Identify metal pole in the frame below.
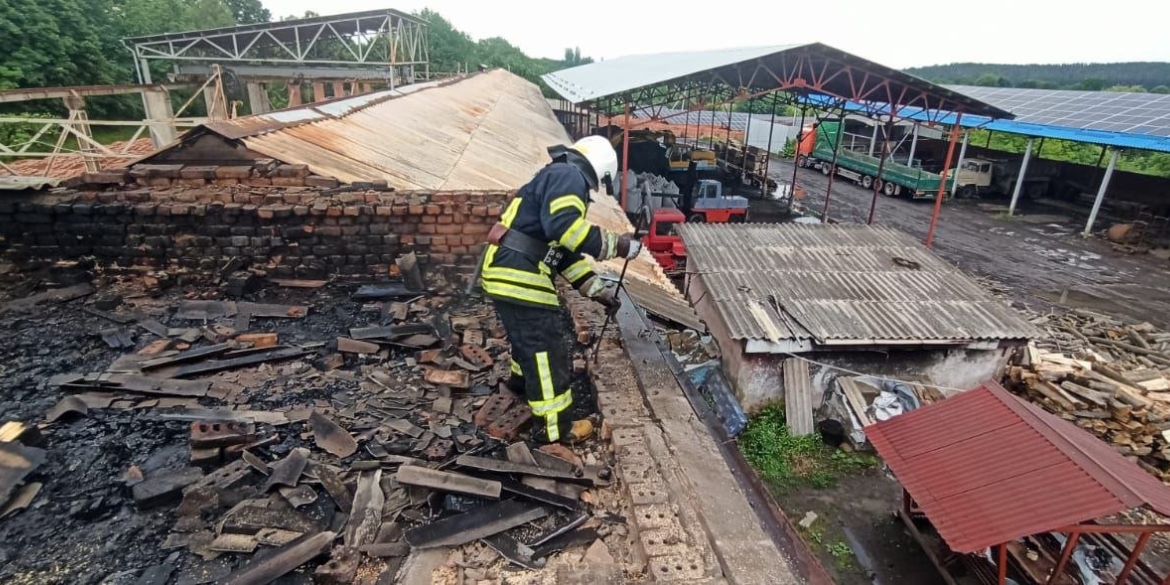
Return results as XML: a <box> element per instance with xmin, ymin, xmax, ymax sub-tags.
<box><xmin>621</xmin><ymin>103</ymin><xmax>632</xmax><ymax>212</ymax></box>
<box><xmin>742</xmin><ymin>98</ymin><xmax>754</xmax><ymax>182</ymax></box>
<box><xmin>1047</xmin><ymin>533</ymin><xmax>1080</xmax><ymax>585</ymax></box>
<box><xmin>997</xmin><ymin>543</ymin><xmax>1008</xmax><ymax>585</ymax></box>
<box><xmin>907</xmin><ymin>123</ymin><xmax>919</xmax><ymax>166</ymax></box>
<box><xmin>1084</xmin><ymin>149</ymin><xmax>1119</xmax><ymax>237</ymax></box>
<box><xmin>684</xmin><ymin>88</ymin><xmax>691</xmax><ymax>144</ymax></box>
<box><xmin>762</xmin><ymin>93</ymin><xmax>778</xmax><ymax>196</ymax></box>
<box><xmin>951</xmin><ymin>132</ymin><xmax>969</xmax><ymax>197</ymax></box>
<box><xmin>790</xmin><ymin>97</ymin><xmax>806</xmax><ymax>204</ymax></box>
<box><xmin>821</xmin><ymin>115</ymin><xmax>843</xmax><ymax>221</ymax></box>
<box><xmin>867</xmin><ymin>121</ymin><xmax>890</xmax><ymax>224</ymax></box>
<box><xmin>868</xmin><ymin>122</ymin><xmax>878</xmax><ymax>157</ymax></box>
<box><xmin>1116</xmin><ymin>531</ymin><xmax>1152</xmax><ymax>585</ymax></box>
<box><xmin>1008</xmin><ymin>138</ymin><xmax>1034</xmax><ymax>216</ymax></box>
<box><xmin>985</xmin><ymin>130</ymin><xmax>993</xmax><ymax>148</ymax></box>
<box><xmin>925</xmin><ymin>114</ymin><xmax>963</xmax><ymax>248</ymax></box>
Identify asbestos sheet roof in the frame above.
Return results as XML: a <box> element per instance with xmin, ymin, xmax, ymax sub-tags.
<box><xmin>194</xmin><ymin>70</ymin><xmax>570</xmax><ymax>191</ymax></box>
<box><xmin>543</xmin><ymin>43</ymin><xmax>1011</xmax><ymax>119</ymax></box>
<box><xmin>679</xmin><ymin>223</ymin><xmax>1036</xmax><ymax>345</ymax></box>
<box><xmin>867</xmin><ymin>381</ymin><xmax>1170</xmax><ymax>553</ymax></box>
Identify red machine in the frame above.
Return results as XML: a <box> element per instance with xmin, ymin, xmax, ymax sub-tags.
<box><xmin>644</xmin><ymin>208</ymin><xmax>688</xmax><ymax>277</ymax></box>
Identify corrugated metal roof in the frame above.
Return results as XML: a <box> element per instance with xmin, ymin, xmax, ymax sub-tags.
<box><xmin>679</xmin><ymin>223</ymin><xmax>1036</xmax><ymax>344</ymax></box>
<box><xmin>0</xmin><ymin>176</ymin><xmax>65</xmax><ymax>191</ymax></box>
<box><xmin>867</xmin><ymin>381</ymin><xmax>1170</xmax><ymax>553</ymax></box>
<box><xmin>543</xmin><ymin>43</ymin><xmax>1012</xmax><ymax>119</ymax></box>
<box><xmin>186</xmin><ymin>71</ymin><xmax>570</xmax><ymax>191</ymax></box>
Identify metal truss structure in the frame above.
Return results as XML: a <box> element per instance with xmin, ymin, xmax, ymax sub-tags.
<box><xmin>123</xmin><ymin>9</ymin><xmax>430</xmax><ymax>84</ymax></box>
<box><xmin>0</xmin><ymin>69</ymin><xmax>227</xmax><ymax>177</ymax></box>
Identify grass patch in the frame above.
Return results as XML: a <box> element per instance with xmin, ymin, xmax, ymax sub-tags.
<box><xmin>739</xmin><ymin>404</ymin><xmax>874</xmax><ymax>491</ymax></box>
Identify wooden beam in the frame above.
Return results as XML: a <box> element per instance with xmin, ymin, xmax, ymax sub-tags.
<box><xmin>1116</xmin><ymin>532</ymin><xmax>1151</xmax><ymax>585</ymax></box>
<box><xmin>394</xmin><ymin>466</ymin><xmax>501</xmax><ymax>499</ymax></box>
<box><xmin>1047</xmin><ymin>532</ymin><xmax>1079</xmax><ymax>585</ymax></box>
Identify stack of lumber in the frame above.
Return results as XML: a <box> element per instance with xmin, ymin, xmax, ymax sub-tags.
<box><xmin>1008</xmin><ymin>309</ymin><xmax>1170</xmax><ymax>481</ymax></box>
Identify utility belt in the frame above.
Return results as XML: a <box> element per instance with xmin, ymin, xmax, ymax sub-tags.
<box><xmin>487</xmin><ymin>223</ymin><xmax>564</xmax><ymax>269</ymax></box>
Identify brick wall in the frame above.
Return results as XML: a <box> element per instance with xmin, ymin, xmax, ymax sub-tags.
<box><xmin>0</xmin><ymin>185</ymin><xmax>510</xmax><ymax>277</ymax></box>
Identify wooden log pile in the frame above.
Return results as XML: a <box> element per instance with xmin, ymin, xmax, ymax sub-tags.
<box><xmin>1008</xmin><ymin>309</ymin><xmax>1170</xmax><ymax>482</ymax></box>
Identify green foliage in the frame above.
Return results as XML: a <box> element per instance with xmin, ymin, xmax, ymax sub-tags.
<box><xmin>222</xmin><ymin>0</ymin><xmax>268</xmax><ymax>24</ymax></box>
<box><xmin>739</xmin><ymin>404</ymin><xmax>873</xmax><ymax>491</ymax></box>
<box><xmin>907</xmin><ymin>62</ymin><xmax>1170</xmax><ymax>91</ymax></box>
<box><xmin>780</xmin><ymin>138</ymin><xmax>796</xmax><ymax>159</ymax></box>
<box><xmin>0</xmin><ymin>112</ymin><xmax>52</xmax><ymax>149</ymax></box>
<box><xmin>1153</xmin><ymin>85</ymin><xmax>1170</xmax><ymax>94</ymax></box>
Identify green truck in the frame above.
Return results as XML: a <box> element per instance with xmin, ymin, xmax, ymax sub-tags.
<box><xmin>796</xmin><ymin>119</ymin><xmax>967</xmax><ymax>200</ymax></box>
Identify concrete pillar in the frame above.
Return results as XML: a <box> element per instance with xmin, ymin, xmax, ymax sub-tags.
<box><xmin>1008</xmin><ymin>138</ymin><xmax>1034</xmax><ymax>216</ymax></box>
<box><xmin>142</xmin><ymin>89</ymin><xmax>176</xmax><ymax>147</ymax></box>
<box><xmin>1084</xmin><ymin>149</ymin><xmax>1119</xmax><ymax>237</ymax></box>
<box><xmin>951</xmin><ymin>132</ymin><xmax>969</xmax><ymax>197</ymax></box>
<box><xmin>907</xmin><ymin>123</ymin><xmax>919</xmax><ymax>167</ymax></box>
<box><xmin>332</xmin><ymin>81</ymin><xmax>345</xmax><ymax>98</ymax></box>
<box><xmin>287</xmin><ymin>82</ymin><xmax>303</xmax><ymax>107</ymax></box>
<box><xmin>312</xmin><ymin>82</ymin><xmax>326</xmax><ymax>102</ymax></box>
<box><xmin>246</xmin><ymin>82</ymin><xmax>270</xmax><ymax>115</ymax></box>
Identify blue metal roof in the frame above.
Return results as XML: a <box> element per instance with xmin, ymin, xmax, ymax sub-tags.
<box><xmin>802</xmin><ymin>94</ymin><xmax>1170</xmax><ymax>154</ymax></box>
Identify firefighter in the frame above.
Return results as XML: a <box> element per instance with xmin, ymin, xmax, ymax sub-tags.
<box><xmin>481</xmin><ymin>135</ymin><xmax>641</xmax><ymax>444</ymax></box>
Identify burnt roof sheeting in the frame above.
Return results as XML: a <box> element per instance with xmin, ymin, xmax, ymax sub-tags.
<box><xmin>679</xmin><ymin>223</ymin><xmax>1036</xmax><ymax>344</ymax></box>
<box><xmin>867</xmin><ymin>381</ymin><xmax>1170</xmax><ymax>553</ymax></box>
<box><xmin>543</xmin><ymin>43</ymin><xmax>1012</xmax><ymax>119</ymax></box>
<box><xmin>187</xmin><ymin>71</ymin><xmax>570</xmax><ymax>190</ymax></box>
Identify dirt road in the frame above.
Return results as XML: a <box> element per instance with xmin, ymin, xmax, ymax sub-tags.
<box><xmin>767</xmin><ymin>159</ymin><xmax>1170</xmax><ymax>327</ymax></box>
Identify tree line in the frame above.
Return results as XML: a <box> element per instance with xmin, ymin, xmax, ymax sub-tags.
<box><xmin>906</xmin><ymin>62</ymin><xmax>1170</xmax><ymax>93</ymax></box>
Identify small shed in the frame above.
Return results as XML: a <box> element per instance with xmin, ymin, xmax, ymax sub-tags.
<box><xmin>868</xmin><ymin>380</ymin><xmax>1170</xmax><ymax>584</ymax></box>
<box><xmin>679</xmin><ymin>222</ymin><xmax>1037</xmax><ymax>414</ymax></box>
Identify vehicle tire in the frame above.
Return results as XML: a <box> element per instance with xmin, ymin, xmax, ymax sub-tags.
<box><xmin>956</xmin><ymin>185</ymin><xmax>977</xmax><ymax>199</ymax></box>
<box><xmin>883</xmin><ymin>181</ymin><xmax>898</xmax><ymax>197</ymax></box>
<box><xmin>874</xmin><ymin>178</ymin><xmax>884</xmax><ymax>193</ymax></box>
<box><xmin>820</xmin><ymin>163</ymin><xmax>831</xmax><ymax>176</ymax></box>
<box><xmin>728</xmin><ymin>214</ymin><xmax>746</xmax><ymax>223</ymax></box>
<box><xmin>687</xmin><ymin>213</ymin><xmax>706</xmax><ymax>223</ymax></box>
<box><xmin>797</xmin><ymin>155</ymin><xmax>808</xmax><ymax>168</ymax></box>
<box><xmin>861</xmin><ymin>175</ymin><xmax>873</xmax><ymax>189</ymax></box>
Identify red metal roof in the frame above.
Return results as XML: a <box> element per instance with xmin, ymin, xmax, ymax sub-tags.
<box><xmin>867</xmin><ymin>380</ymin><xmax>1170</xmax><ymax>553</ymax></box>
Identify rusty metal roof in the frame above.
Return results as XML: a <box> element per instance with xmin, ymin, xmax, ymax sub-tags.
<box><xmin>867</xmin><ymin>381</ymin><xmax>1170</xmax><ymax>553</ymax></box>
<box><xmin>679</xmin><ymin>223</ymin><xmax>1036</xmax><ymax>345</ymax></box>
<box><xmin>186</xmin><ymin>71</ymin><xmax>570</xmax><ymax>191</ymax></box>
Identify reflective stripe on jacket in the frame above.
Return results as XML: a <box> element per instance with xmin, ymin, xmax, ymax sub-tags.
<box><xmin>481</xmin><ymin>161</ymin><xmax>605</xmax><ymax>308</ymax></box>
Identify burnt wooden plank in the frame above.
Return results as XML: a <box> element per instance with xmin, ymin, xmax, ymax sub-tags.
<box><xmin>403</xmin><ymin>500</ymin><xmax>548</xmax><ymax>549</ymax></box>
<box><xmin>454</xmin><ymin>455</ymin><xmax>586</xmax><ymax>482</ymax></box>
<box><xmin>499</xmin><ymin>479</ymin><xmax>578</xmax><ymax>511</ymax></box>
<box><xmin>220</xmin><ymin>531</ymin><xmax>336</xmax><ymax>585</ymax></box>
<box><xmin>395</xmin><ymin>466</ymin><xmax>501</xmax><ymax>499</ymax></box>
<box><xmin>172</xmin><ymin>347</ymin><xmax>310</xmax><ymax>378</ymax></box>
<box><xmin>481</xmin><ymin>533</ymin><xmax>542</xmax><ymax>569</ymax></box>
<box><xmin>237</xmin><ymin>302</ymin><xmax>308</xmax><ymax>319</ymax></box>
<box><xmin>349</xmin><ymin>324</ymin><xmax>433</xmax><ymax>341</ymax></box>
<box><xmin>352</xmin><ymin>283</ymin><xmax>417</xmax><ymax>300</ymax></box>
<box><xmin>140</xmin><ymin>343</ymin><xmax>231</xmax><ymax>370</ymax></box>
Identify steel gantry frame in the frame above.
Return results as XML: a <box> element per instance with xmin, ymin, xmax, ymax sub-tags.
<box><xmin>544</xmin><ymin>44</ymin><xmax>1010</xmax><ymax>244</ymax></box>
<box><xmin>123</xmin><ymin>9</ymin><xmax>430</xmax><ymax>85</ymax></box>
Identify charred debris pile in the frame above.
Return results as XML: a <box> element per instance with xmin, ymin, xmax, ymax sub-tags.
<box><xmin>0</xmin><ymin>260</ymin><xmax>620</xmax><ymax>583</ymax></box>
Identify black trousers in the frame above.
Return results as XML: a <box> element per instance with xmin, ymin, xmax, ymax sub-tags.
<box><xmin>492</xmin><ymin>300</ymin><xmax>574</xmax><ymax>442</ymax></box>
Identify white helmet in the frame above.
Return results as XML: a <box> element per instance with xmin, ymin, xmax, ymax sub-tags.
<box><xmin>569</xmin><ymin>135</ymin><xmax>618</xmax><ymax>191</ymax></box>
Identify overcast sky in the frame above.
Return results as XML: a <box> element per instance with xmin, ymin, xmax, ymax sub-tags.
<box><xmin>265</xmin><ymin>0</ymin><xmax>1169</xmax><ymax>68</ymax></box>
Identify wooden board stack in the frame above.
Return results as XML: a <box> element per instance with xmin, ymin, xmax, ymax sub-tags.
<box><xmin>1008</xmin><ymin>309</ymin><xmax>1170</xmax><ymax>482</ymax></box>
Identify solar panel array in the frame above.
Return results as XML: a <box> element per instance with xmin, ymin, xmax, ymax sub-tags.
<box><xmin>948</xmin><ymin>85</ymin><xmax>1170</xmax><ymax>138</ymax></box>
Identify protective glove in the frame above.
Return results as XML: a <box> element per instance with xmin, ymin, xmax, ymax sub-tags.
<box><xmin>616</xmin><ymin>233</ymin><xmax>642</xmax><ymax>260</ymax></box>
<box><xmin>579</xmin><ymin>276</ymin><xmax>620</xmax><ymax>311</ymax></box>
